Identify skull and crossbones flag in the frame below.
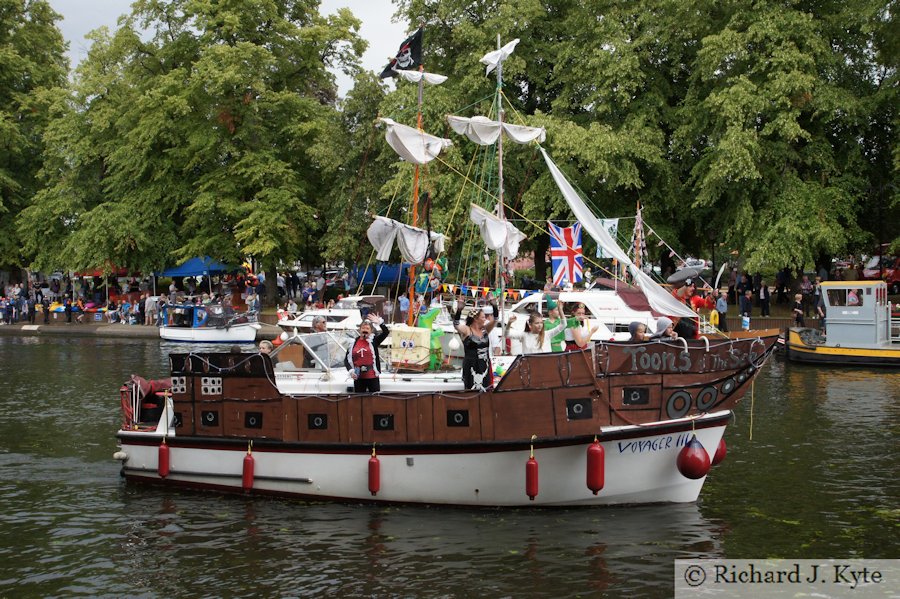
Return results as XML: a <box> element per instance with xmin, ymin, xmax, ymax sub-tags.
<box><xmin>380</xmin><ymin>27</ymin><xmax>423</xmax><ymax>78</ymax></box>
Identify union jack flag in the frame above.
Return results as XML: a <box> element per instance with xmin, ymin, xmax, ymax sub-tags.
<box><xmin>549</xmin><ymin>221</ymin><xmax>583</xmax><ymax>286</ymax></box>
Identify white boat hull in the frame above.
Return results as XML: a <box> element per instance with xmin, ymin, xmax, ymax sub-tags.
<box><xmin>159</xmin><ymin>324</ymin><xmax>258</xmax><ymax>343</ymax></box>
<box><xmin>116</xmin><ymin>412</ymin><xmax>728</xmax><ymax>507</ymax></box>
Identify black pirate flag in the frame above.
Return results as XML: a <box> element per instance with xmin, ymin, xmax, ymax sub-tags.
<box><xmin>380</xmin><ymin>27</ymin><xmax>423</xmax><ymax>78</ymax></box>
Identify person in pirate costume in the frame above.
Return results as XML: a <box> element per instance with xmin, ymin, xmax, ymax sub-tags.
<box><xmin>453</xmin><ymin>300</ymin><xmax>498</xmax><ymax>390</ymax></box>
<box><xmin>344</xmin><ymin>315</ymin><xmax>389</xmax><ymax>392</ymax></box>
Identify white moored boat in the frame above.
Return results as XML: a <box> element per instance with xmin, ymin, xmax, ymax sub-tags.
<box><xmin>159</xmin><ymin>303</ymin><xmax>260</xmax><ymax>343</ymax></box>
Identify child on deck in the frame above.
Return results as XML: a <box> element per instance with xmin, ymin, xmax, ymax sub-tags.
<box><xmin>792</xmin><ymin>294</ymin><xmax>804</xmax><ymax>327</ymax></box>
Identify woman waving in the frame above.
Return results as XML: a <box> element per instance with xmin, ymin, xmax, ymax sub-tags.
<box><xmin>453</xmin><ymin>301</ymin><xmax>498</xmax><ymax>390</ymax></box>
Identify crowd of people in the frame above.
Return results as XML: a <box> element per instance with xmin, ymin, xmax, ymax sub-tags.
<box><xmin>0</xmin><ymin>274</ymin><xmax>256</xmax><ymax>327</ymax></box>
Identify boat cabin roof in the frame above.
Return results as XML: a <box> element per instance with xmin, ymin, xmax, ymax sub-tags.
<box><xmin>510</xmin><ymin>283</ymin><xmax>656</xmax><ymax>317</ymax></box>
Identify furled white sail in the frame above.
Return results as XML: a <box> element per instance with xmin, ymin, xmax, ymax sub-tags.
<box><xmin>378</xmin><ymin>118</ymin><xmax>452</xmax><ymax>165</ymax></box>
<box><xmin>395</xmin><ymin>70</ymin><xmax>448</xmax><ymax>86</ymax></box>
<box><xmin>367</xmin><ymin>216</ymin><xmax>446</xmax><ymax>264</ymax></box>
<box><xmin>539</xmin><ymin>149</ymin><xmax>697</xmax><ymax>319</ymax></box>
<box><xmin>469</xmin><ymin>203</ymin><xmax>526</xmax><ymax>259</ymax></box>
<box><xmin>447</xmin><ymin>115</ymin><xmax>546</xmax><ymax>146</ymax></box>
<box><xmin>480</xmin><ymin>39</ymin><xmax>520</xmax><ymax>74</ymax></box>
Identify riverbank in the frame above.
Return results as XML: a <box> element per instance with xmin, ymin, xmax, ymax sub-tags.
<box><xmin>0</xmin><ymin>320</ymin><xmax>283</xmax><ymax>341</ymax></box>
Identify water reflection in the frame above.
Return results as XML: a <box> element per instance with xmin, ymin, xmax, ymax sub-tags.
<box><xmin>105</xmin><ymin>492</ymin><xmax>722</xmax><ymax>598</ymax></box>
<box><xmin>0</xmin><ymin>338</ymin><xmax>896</xmax><ymax>598</ymax></box>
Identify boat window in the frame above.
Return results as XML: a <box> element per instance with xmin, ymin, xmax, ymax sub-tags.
<box><xmin>326</xmin><ymin>315</ymin><xmax>348</xmax><ymax>323</ymax></box>
<box><xmin>513</xmin><ymin>300</ymin><xmax>537</xmax><ymax>315</ymax></box>
<box><xmin>334</xmin><ymin>299</ymin><xmax>359</xmax><ymax>309</ymax></box>
<box><xmin>827</xmin><ymin>289</ymin><xmax>848</xmax><ymax>306</ymax></box>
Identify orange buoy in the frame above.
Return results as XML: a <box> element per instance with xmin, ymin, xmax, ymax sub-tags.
<box><xmin>368</xmin><ymin>446</ymin><xmax>380</xmax><ymax>496</ymax></box>
<box><xmin>158</xmin><ymin>438</ymin><xmax>170</xmax><ymax>478</ymax></box>
<box><xmin>712</xmin><ymin>438</ymin><xmax>727</xmax><ymax>466</ymax></box>
<box><xmin>586</xmin><ymin>438</ymin><xmax>605</xmax><ymax>495</ymax></box>
<box><xmin>242</xmin><ymin>442</ymin><xmax>255</xmax><ymax>491</ymax></box>
<box><xmin>676</xmin><ymin>434</ymin><xmax>711</xmax><ymax>479</ymax></box>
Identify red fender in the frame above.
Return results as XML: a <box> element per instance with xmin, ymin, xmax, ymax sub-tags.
<box><xmin>525</xmin><ymin>456</ymin><xmax>539</xmax><ymax>500</ymax></box>
<box><xmin>677</xmin><ymin>435</ymin><xmax>711</xmax><ymax>479</ymax></box>
<box><xmin>368</xmin><ymin>454</ymin><xmax>380</xmax><ymax>496</ymax></box>
<box><xmin>712</xmin><ymin>438</ymin><xmax>727</xmax><ymax>466</ymax></box>
<box><xmin>242</xmin><ymin>452</ymin><xmax>255</xmax><ymax>491</ymax></box>
<box><xmin>586</xmin><ymin>440</ymin><xmax>605</xmax><ymax>495</ymax></box>
<box><xmin>158</xmin><ymin>441</ymin><xmax>170</xmax><ymax>478</ymax></box>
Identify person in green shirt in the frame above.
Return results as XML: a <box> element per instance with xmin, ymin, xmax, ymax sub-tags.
<box><xmin>545</xmin><ymin>296</ymin><xmax>566</xmax><ymax>352</ymax></box>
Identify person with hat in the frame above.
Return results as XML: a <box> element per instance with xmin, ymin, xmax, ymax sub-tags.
<box><xmin>344</xmin><ymin>314</ymin><xmax>389</xmax><ymax>392</ymax></box>
<box><xmin>453</xmin><ymin>300</ymin><xmax>498</xmax><ymax>390</ymax></box>
<box><xmin>544</xmin><ymin>297</ymin><xmax>567</xmax><ymax>352</ymax></box>
<box><xmin>672</xmin><ymin>278</ymin><xmax>696</xmax><ymax>306</ymax></box>
<box><xmin>651</xmin><ymin>317</ymin><xmax>678</xmax><ymax>339</ymax></box>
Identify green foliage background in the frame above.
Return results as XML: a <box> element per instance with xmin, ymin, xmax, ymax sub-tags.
<box><xmin>2</xmin><ymin>0</ymin><xmax>897</xmax><ymax>294</ymax></box>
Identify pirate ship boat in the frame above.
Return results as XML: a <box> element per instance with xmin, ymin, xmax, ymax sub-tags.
<box><xmin>113</xmin><ymin>34</ymin><xmax>779</xmax><ymax>507</ymax></box>
<box><xmin>115</xmin><ymin>324</ymin><xmax>773</xmax><ymax>506</ymax></box>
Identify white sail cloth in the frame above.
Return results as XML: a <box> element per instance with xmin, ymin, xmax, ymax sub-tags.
<box><xmin>539</xmin><ymin>148</ymin><xmax>697</xmax><ymax>319</ymax></box>
<box><xmin>367</xmin><ymin>216</ymin><xmax>446</xmax><ymax>264</ymax></box>
<box><xmin>447</xmin><ymin>115</ymin><xmax>546</xmax><ymax>146</ymax></box>
<box><xmin>469</xmin><ymin>203</ymin><xmax>526</xmax><ymax>259</ymax></box>
<box><xmin>395</xmin><ymin>70</ymin><xmax>448</xmax><ymax>86</ymax></box>
<box><xmin>480</xmin><ymin>39</ymin><xmax>520</xmax><ymax>74</ymax></box>
<box><xmin>378</xmin><ymin>118</ymin><xmax>452</xmax><ymax>165</ymax></box>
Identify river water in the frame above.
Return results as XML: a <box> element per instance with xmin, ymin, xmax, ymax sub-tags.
<box><xmin>0</xmin><ymin>337</ymin><xmax>896</xmax><ymax>598</ymax></box>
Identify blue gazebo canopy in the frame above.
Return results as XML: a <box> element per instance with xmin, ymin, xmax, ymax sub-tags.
<box><xmin>158</xmin><ymin>256</ymin><xmax>232</xmax><ymax>278</ymax></box>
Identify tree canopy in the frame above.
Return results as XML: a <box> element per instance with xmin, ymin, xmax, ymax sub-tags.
<box><xmin>3</xmin><ymin>0</ymin><xmax>897</xmax><ymax>286</ymax></box>
<box><xmin>0</xmin><ymin>0</ymin><xmax>67</xmax><ymax>267</ymax></box>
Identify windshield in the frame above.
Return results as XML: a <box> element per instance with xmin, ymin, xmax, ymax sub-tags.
<box><xmin>333</xmin><ymin>299</ymin><xmax>359</xmax><ymax>309</ymax></box>
<box><xmin>298</xmin><ymin>332</ymin><xmax>352</xmax><ymax>369</ymax></box>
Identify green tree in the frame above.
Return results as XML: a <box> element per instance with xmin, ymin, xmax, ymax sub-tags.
<box><xmin>0</xmin><ymin>0</ymin><xmax>67</xmax><ymax>272</ymax></box>
<box><xmin>19</xmin><ymin>0</ymin><xmax>365</xmax><ymax>302</ymax></box>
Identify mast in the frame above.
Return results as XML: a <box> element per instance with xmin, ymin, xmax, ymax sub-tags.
<box><xmin>495</xmin><ymin>34</ymin><xmax>506</xmax><ymax>349</ymax></box>
<box><xmin>407</xmin><ymin>21</ymin><xmax>426</xmax><ymax>326</ymax></box>
<box><xmin>445</xmin><ymin>38</ymin><xmax>544</xmax><ymax>346</ymax></box>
